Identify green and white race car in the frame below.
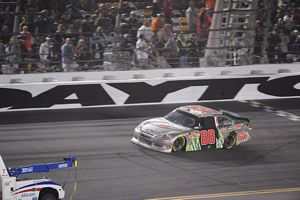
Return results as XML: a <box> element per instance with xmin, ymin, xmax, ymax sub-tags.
<box><xmin>131</xmin><ymin>105</ymin><xmax>251</xmax><ymax>153</ymax></box>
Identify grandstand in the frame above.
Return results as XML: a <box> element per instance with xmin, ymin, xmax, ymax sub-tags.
<box><xmin>0</xmin><ymin>0</ymin><xmax>299</xmax><ymax>74</ymax></box>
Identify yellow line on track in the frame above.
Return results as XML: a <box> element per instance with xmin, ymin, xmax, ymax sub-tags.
<box><xmin>146</xmin><ymin>187</ymin><xmax>300</xmax><ymax>200</ymax></box>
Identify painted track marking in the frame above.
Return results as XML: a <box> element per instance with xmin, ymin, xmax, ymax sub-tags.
<box><xmin>146</xmin><ymin>186</ymin><xmax>300</xmax><ymax>200</ymax></box>
<box><xmin>240</xmin><ymin>100</ymin><xmax>300</xmax><ymax>121</ymax></box>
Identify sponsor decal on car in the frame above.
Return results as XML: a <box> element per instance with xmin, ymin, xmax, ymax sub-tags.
<box><xmin>21</xmin><ymin>192</ymin><xmax>35</xmax><ymax>197</ymax></box>
<box><xmin>234</xmin><ymin>123</ymin><xmax>244</xmax><ymax>130</ymax></box>
<box><xmin>188</xmin><ymin>130</ymin><xmax>201</xmax><ymax>139</ymax></box>
<box><xmin>236</xmin><ymin>131</ymin><xmax>250</xmax><ymax>144</ymax></box>
<box><xmin>186</xmin><ymin>138</ymin><xmax>201</xmax><ymax>151</ymax></box>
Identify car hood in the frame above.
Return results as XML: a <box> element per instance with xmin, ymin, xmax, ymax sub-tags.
<box><xmin>139</xmin><ymin>117</ymin><xmax>190</xmax><ymax>136</ymax></box>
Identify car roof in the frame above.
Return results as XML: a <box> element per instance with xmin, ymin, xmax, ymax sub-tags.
<box><xmin>177</xmin><ymin>105</ymin><xmax>220</xmax><ymax>117</ymax></box>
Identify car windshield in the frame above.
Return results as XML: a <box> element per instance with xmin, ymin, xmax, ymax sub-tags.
<box><xmin>165</xmin><ymin>110</ymin><xmax>197</xmax><ymax>128</ymax></box>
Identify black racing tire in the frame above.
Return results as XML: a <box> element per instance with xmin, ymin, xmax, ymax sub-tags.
<box><xmin>172</xmin><ymin>136</ymin><xmax>186</xmax><ymax>152</ymax></box>
<box><xmin>40</xmin><ymin>193</ymin><xmax>57</xmax><ymax>200</ymax></box>
<box><xmin>224</xmin><ymin>132</ymin><xmax>237</xmax><ymax>149</ymax></box>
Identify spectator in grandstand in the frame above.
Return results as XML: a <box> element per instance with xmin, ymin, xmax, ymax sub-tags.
<box><xmin>151</xmin><ymin>13</ymin><xmax>165</xmax><ymax>33</ymax></box>
<box><xmin>267</xmin><ymin>29</ymin><xmax>281</xmax><ymax>63</ymax></box>
<box><xmin>187</xmin><ymin>34</ymin><xmax>201</xmax><ymax>67</ymax></box>
<box><xmin>157</xmin><ymin>24</ymin><xmax>173</xmax><ymax>44</ymax></box>
<box><xmin>0</xmin><ymin>39</ymin><xmax>4</xmax><ymax>54</ymax></box>
<box><xmin>7</xmin><ymin>35</ymin><xmax>21</xmax><ymax>72</ymax></box>
<box><xmin>152</xmin><ymin>0</ymin><xmax>161</xmax><ymax>17</ymax></box>
<box><xmin>273</xmin><ymin>17</ymin><xmax>286</xmax><ymax>33</ymax></box>
<box><xmin>120</xmin><ymin>34</ymin><xmax>135</xmax><ymax>57</ymax></box>
<box><xmin>68</xmin><ymin>19</ymin><xmax>82</xmax><ymax>38</ymax></box>
<box><xmin>96</xmin><ymin>3</ymin><xmax>106</xmax><ymax>14</ymax></box>
<box><xmin>19</xmin><ymin>25</ymin><xmax>33</xmax><ymax>63</ymax></box>
<box><xmin>60</xmin><ymin>5</ymin><xmax>76</xmax><ymax>24</ymax></box>
<box><xmin>106</xmin><ymin>6</ymin><xmax>117</xmax><ymax>31</ymax></box>
<box><xmin>205</xmin><ymin>0</ymin><xmax>215</xmax><ymax>17</ymax></box>
<box><xmin>135</xmin><ymin>34</ymin><xmax>150</xmax><ymax>69</ymax></box>
<box><xmin>137</xmin><ymin>20</ymin><xmax>154</xmax><ymax>42</ymax></box>
<box><xmin>256</xmin><ymin>1</ymin><xmax>267</xmax><ymax>22</ymax></box>
<box><xmin>152</xmin><ymin>32</ymin><xmax>165</xmax><ymax>55</ymax></box>
<box><xmin>53</xmin><ymin>24</ymin><xmax>67</xmax><ymax>58</ymax></box>
<box><xmin>25</xmin><ymin>0</ymin><xmax>38</xmax><ymax>14</ymax></box>
<box><xmin>120</xmin><ymin>22</ymin><xmax>130</xmax><ymax>36</ymax></box>
<box><xmin>80</xmin><ymin>0</ymin><xmax>96</xmax><ymax>12</ymax></box>
<box><xmin>197</xmin><ymin>8</ymin><xmax>212</xmax><ymax>38</ymax></box>
<box><xmin>80</xmin><ymin>14</ymin><xmax>93</xmax><ymax>40</ymax></box>
<box><xmin>176</xmin><ymin>32</ymin><xmax>189</xmax><ymax>68</ymax></box>
<box><xmin>186</xmin><ymin>1</ymin><xmax>199</xmax><ymax>33</ymax></box>
<box><xmin>290</xmin><ymin>34</ymin><xmax>300</xmax><ymax>62</ymax></box>
<box><xmin>163</xmin><ymin>0</ymin><xmax>172</xmax><ymax>24</ymax></box>
<box><xmin>289</xmin><ymin>29</ymin><xmax>299</xmax><ymax>47</ymax></box>
<box><xmin>127</xmin><ymin>11</ymin><xmax>142</xmax><ymax>39</ymax></box>
<box><xmin>120</xmin><ymin>1</ymin><xmax>133</xmax><ymax>14</ymax></box>
<box><xmin>91</xmin><ymin>39</ymin><xmax>104</xmax><ymax>66</ymax></box>
<box><xmin>171</xmin><ymin>0</ymin><xmax>187</xmax><ymax>11</ymax></box>
<box><xmin>19</xmin><ymin>16</ymin><xmax>31</xmax><ymax>32</ymax></box>
<box><xmin>34</xmin><ymin>10</ymin><xmax>52</xmax><ymax>35</ymax></box>
<box><xmin>92</xmin><ymin>26</ymin><xmax>109</xmax><ymax>46</ymax></box>
<box><xmin>164</xmin><ymin>34</ymin><xmax>179</xmax><ymax>68</ymax></box>
<box><xmin>39</xmin><ymin>36</ymin><xmax>54</xmax><ymax>69</ymax></box>
<box><xmin>61</xmin><ymin>37</ymin><xmax>76</xmax><ymax>72</ymax></box>
<box><xmin>0</xmin><ymin>39</ymin><xmax>5</xmax><ymax>73</ymax></box>
<box><xmin>94</xmin><ymin>6</ymin><xmax>108</xmax><ymax>29</ymax></box>
<box><xmin>67</xmin><ymin>1</ymin><xmax>81</xmax><ymax>10</ymax></box>
<box><xmin>75</xmin><ymin>38</ymin><xmax>90</xmax><ymax>69</ymax></box>
<box><xmin>54</xmin><ymin>24</ymin><xmax>66</xmax><ymax>37</ymax></box>
<box><xmin>0</xmin><ymin>25</ymin><xmax>10</xmax><ymax>44</ymax></box>
<box><xmin>0</xmin><ymin>7</ymin><xmax>10</xmax><ymax>30</ymax></box>
<box><xmin>291</xmin><ymin>8</ymin><xmax>300</xmax><ymax>28</ymax></box>
<box><xmin>120</xmin><ymin>13</ymin><xmax>128</xmax><ymax>24</ymax></box>
<box><xmin>278</xmin><ymin>30</ymin><xmax>290</xmax><ymax>63</ymax></box>
<box><xmin>283</xmin><ymin>12</ymin><xmax>294</xmax><ymax>33</ymax></box>
<box><xmin>253</xmin><ymin>20</ymin><xmax>264</xmax><ymax>64</ymax></box>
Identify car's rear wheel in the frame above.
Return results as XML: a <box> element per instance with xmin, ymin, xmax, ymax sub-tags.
<box><xmin>172</xmin><ymin>136</ymin><xmax>186</xmax><ymax>152</ymax></box>
<box><xmin>224</xmin><ymin>132</ymin><xmax>237</xmax><ymax>149</ymax></box>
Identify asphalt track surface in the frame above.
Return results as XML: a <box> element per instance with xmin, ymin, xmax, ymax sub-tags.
<box><xmin>0</xmin><ymin>98</ymin><xmax>300</xmax><ymax>200</ymax></box>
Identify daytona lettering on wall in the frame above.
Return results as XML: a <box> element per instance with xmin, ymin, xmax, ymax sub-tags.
<box><xmin>0</xmin><ymin>75</ymin><xmax>299</xmax><ymax>110</ymax></box>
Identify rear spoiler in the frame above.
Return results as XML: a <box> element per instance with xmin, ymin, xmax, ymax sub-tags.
<box><xmin>220</xmin><ymin>110</ymin><xmax>250</xmax><ymax>123</ymax></box>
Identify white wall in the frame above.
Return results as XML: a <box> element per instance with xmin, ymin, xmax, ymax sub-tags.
<box><xmin>1</xmin><ymin>63</ymin><xmax>299</xmax><ymax>84</ymax></box>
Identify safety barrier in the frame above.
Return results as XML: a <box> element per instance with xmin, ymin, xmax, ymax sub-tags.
<box><xmin>0</xmin><ymin>63</ymin><xmax>299</xmax><ymax>112</ymax></box>
<box><xmin>1</xmin><ymin>63</ymin><xmax>299</xmax><ymax>84</ymax></box>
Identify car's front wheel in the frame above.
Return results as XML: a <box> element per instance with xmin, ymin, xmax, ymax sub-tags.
<box><xmin>224</xmin><ymin>132</ymin><xmax>237</xmax><ymax>149</ymax></box>
<box><xmin>40</xmin><ymin>193</ymin><xmax>57</xmax><ymax>200</ymax></box>
<box><xmin>172</xmin><ymin>136</ymin><xmax>186</xmax><ymax>152</ymax></box>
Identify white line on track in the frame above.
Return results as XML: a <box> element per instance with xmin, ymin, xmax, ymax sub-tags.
<box><xmin>146</xmin><ymin>186</ymin><xmax>300</xmax><ymax>200</ymax></box>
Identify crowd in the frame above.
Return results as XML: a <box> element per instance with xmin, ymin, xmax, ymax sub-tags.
<box><xmin>254</xmin><ymin>0</ymin><xmax>300</xmax><ymax>64</ymax></box>
<box><xmin>0</xmin><ymin>0</ymin><xmax>215</xmax><ymax>73</ymax></box>
<box><xmin>0</xmin><ymin>0</ymin><xmax>299</xmax><ymax>74</ymax></box>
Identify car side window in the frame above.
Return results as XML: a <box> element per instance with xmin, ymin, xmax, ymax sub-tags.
<box><xmin>202</xmin><ymin>117</ymin><xmax>216</xmax><ymax>129</ymax></box>
<box><xmin>217</xmin><ymin>117</ymin><xmax>232</xmax><ymax>128</ymax></box>
<box><xmin>194</xmin><ymin>118</ymin><xmax>203</xmax><ymax>130</ymax></box>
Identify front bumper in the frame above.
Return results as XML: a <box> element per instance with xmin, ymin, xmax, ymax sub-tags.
<box><xmin>58</xmin><ymin>189</ymin><xmax>65</xmax><ymax>199</ymax></box>
<box><xmin>131</xmin><ymin>131</ymin><xmax>173</xmax><ymax>153</ymax></box>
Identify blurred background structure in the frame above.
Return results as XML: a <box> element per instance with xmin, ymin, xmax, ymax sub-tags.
<box><xmin>0</xmin><ymin>0</ymin><xmax>299</xmax><ymax>74</ymax></box>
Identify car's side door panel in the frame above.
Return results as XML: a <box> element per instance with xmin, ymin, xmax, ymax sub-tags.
<box><xmin>185</xmin><ymin>116</ymin><xmax>220</xmax><ymax>151</ymax></box>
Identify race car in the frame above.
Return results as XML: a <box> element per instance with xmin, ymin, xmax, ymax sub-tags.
<box><xmin>131</xmin><ymin>105</ymin><xmax>251</xmax><ymax>153</ymax></box>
